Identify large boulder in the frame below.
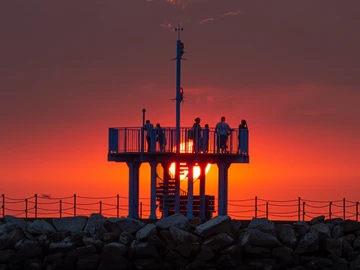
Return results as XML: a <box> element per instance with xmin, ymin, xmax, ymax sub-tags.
<box><xmin>104</xmin><ymin>218</ymin><xmax>145</xmax><ymax>234</ymax></box>
<box><xmin>27</xmin><ymin>220</ymin><xmax>56</xmax><ymax>235</ymax></box>
<box><xmin>276</xmin><ymin>224</ymin><xmax>298</xmax><ymax>248</ymax></box>
<box><xmin>0</xmin><ymin>228</ymin><xmax>25</xmax><ymax>250</ymax></box>
<box><xmin>193</xmin><ymin>215</ymin><xmax>232</xmax><ymax>238</ymax></box>
<box><xmin>14</xmin><ymin>238</ymin><xmax>43</xmax><ymax>259</ymax></box>
<box><xmin>128</xmin><ymin>241</ymin><xmax>160</xmax><ymax>261</ymax></box>
<box><xmin>202</xmin><ymin>233</ymin><xmax>235</xmax><ymax>253</ymax></box>
<box><xmin>241</xmin><ymin>229</ymin><xmax>282</xmax><ymax>248</ymax></box>
<box><xmin>4</xmin><ymin>216</ymin><xmax>27</xmax><ymax>230</ymax></box>
<box><xmin>341</xmin><ymin>220</ymin><xmax>360</xmax><ymax>234</ymax></box>
<box><xmin>169</xmin><ymin>227</ymin><xmax>201</xmax><ymax>246</ymax></box>
<box><xmin>119</xmin><ymin>231</ymin><xmax>134</xmax><ymax>246</ymax></box>
<box><xmin>295</xmin><ymin>231</ymin><xmax>319</xmax><ymax>254</ymax></box>
<box><xmin>84</xmin><ymin>214</ymin><xmax>107</xmax><ymax>236</ymax></box>
<box><xmin>310</xmin><ymin>223</ymin><xmax>331</xmax><ymax>240</ymax></box>
<box><xmin>136</xmin><ymin>224</ymin><xmax>156</xmax><ymax>241</ymax></box>
<box><xmin>310</xmin><ymin>215</ymin><xmax>325</xmax><ymax>225</ymax></box>
<box><xmin>322</xmin><ymin>238</ymin><xmax>342</xmax><ymax>256</ymax></box>
<box><xmin>52</xmin><ymin>216</ymin><xmax>88</xmax><ymax>233</ymax></box>
<box><xmin>155</xmin><ymin>213</ymin><xmax>191</xmax><ymax>232</ymax></box>
<box><xmin>293</xmin><ymin>221</ymin><xmax>310</xmax><ymax>238</ymax></box>
<box><xmin>248</xmin><ymin>218</ymin><xmax>275</xmax><ymax>233</ymax></box>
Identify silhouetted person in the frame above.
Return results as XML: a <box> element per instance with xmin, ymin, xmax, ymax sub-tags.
<box><xmin>143</xmin><ymin>120</ymin><xmax>154</xmax><ymax>152</ymax></box>
<box><xmin>238</xmin><ymin>119</ymin><xmax>248</xmax><ymax>154</ymax></box>
<box><xmin>156</xmin><ymin>123</ymin><xmax>166</xmax><ymax>152</ymax></box>
<box><xmin>203</xmin><ymin>124</ymin><xmax>209</xmax><ymax>153</ymax></box>
<box><xmin>192</xmin><ymin>117</ymin><xmax>202</xmax><ymax>153</ymax></box>
<box><xmin>215</xmin><ymin>116</ymin><xmax>231</xmax><ymax>153</ymax></box>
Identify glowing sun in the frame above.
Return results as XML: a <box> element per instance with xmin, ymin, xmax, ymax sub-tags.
<box><xmin>169</xmin><ymin>142</ymin><xmax>211</xmax><ymax>180</ymax></box>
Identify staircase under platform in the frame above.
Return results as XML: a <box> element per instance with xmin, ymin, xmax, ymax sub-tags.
<box><xmin>155</xmin><ymin>163</ymin><xmax>215</xmax><ymax>219</ymax></box>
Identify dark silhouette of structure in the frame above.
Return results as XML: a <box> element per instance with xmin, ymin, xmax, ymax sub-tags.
<box><xmin>108</xmin><ymin>26</ymin><xmax>249</xmax><ymax>219</ymax></box>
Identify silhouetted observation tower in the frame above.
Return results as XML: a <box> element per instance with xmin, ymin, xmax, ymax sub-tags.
<box><xmin>108</xmin><ymin>26</ymin><xmax>249</xmax><ymax>219</ymax></box>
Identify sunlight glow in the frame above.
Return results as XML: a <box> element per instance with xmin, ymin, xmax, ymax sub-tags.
<box><xmin>169</xmin><ymin>142</ymin><xmax>211</xmax><ymax>180</ymax></box>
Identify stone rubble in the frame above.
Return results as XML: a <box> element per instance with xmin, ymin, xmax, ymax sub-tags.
<box><xmin>0</xmin><ymin>214</ymin><xmax>360</xmax><ymax>269</ymax></box>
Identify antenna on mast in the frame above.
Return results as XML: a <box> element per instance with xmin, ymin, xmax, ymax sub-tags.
<box><xmin>174</xmin><ymin>24</ymin><xmax>183</xmax><ymax>40</ymax></box>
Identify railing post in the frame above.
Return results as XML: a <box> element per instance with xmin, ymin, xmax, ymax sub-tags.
<box><xmin>356</xmin><ymin>202</ymin><xmax>359</xmax><ymax>222</ymax></box>
<box><xmin>100</xmin><ymin>201</ymin><xmax>102</xmax><ymax>215</ymax></box>
<box><xmin>60</xmin><ymin>200</ymin><xmax>62</xmax><ymax>218</ymax></box>
<box><xmin>124</xmin><ymin>128</ymin><xmax>127</xmax><ymax>152</ymax></box>
<box><xmin>329</xmin><ymin>202</ymin><xmax>332</xmax><ymax>220</ymax></box>
<box><xmin>255</xmin><ymin>196</ymin><xmax>258</xmax><ymax>218</ymax></box>
<box><xmin>343</xmin><ymin>198</ymin><xmax>346</xmax><ymax>220</ymax></box>
<box><xmin>2</xmin><ymin>194</ymin><xmax>4</xmax><ymax>217</ymax></box>
<box><xmin>298</xmin><ymin>197</ymin><xmax>301</xmax><ymax>221</ymax></box>
<box><xmin>266</xmin><ymin>202</ymin><xmax>268</xmax><ymax>219</ymax></box>
<box><xmin>117</xmin><ymin>194</ymin><xmax>119</xmax><ymax>218</ymax></box>
<box><xmin>35</xmin><ymin>194</ymin><xmax>38</xmax><ymax>218</ymax></box>
<box><xmin>74</xmin><ymin>194</ymin><xmax>77</xmax><ymax>217</ymax></box>
<box><xmin>138</xmin><ymin>130</ymin><xmax>141</xmax><ymax>152</ymax></box>
<box><xmin>302</xmin><ymin>202</ymin><xmax>306</xmax><ymax>221</ymax></box>
<box><xmin>25</xmin><ymin>199</ymin><xmax>28</xmax><ymax>219</ymax></box>
<box><xmin>140</xmin><ymin>202</ymin><xmax>143</xmax><ymax>219</ymax></box>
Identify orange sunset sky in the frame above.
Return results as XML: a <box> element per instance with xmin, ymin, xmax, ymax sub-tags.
<box><xmin>1</xmin><ymin>0</ymin><xmax>360</xmax><ymax>215</ymax></box>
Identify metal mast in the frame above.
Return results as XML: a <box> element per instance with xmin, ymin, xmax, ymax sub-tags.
<box><xmin>174</xmin><ymin>24</ymin><xmax>184</xmax><ymax>213</ymax></box>
<box><xmin>174</xmin><ymin>24</ymin><xmax>184</xmax><ymax>154</ymax></box>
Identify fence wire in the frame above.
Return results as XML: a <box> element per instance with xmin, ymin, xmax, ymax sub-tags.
<box><xmin>1</xmin><ymin>194</ymin><xmax>359</xmax><ymax>221</ymax></box>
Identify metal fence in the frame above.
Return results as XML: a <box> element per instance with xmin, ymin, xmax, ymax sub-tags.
<box><xmin>108</xmin><ymin>126</ymin><xmax>249</xmax><ymax>155</ymax></box>
<box><xmin>1</xmin><ymin>194</ymin><xmax>359</xmax><ymax>221</ymax></box>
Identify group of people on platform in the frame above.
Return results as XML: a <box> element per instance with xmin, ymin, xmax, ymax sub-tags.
<box><xmin>143</xmin><ymin>120</ymin><xmax>167</xmax><ymax>152</ymax></box>
<box><xmin>142</xmin><ymin>116</ymin><xmax>248</xmax><ymax>153</ymax></box>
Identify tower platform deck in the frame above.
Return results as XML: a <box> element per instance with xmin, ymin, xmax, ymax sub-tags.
<box><xmin>108</xmin><ymin>126</ymin><xmax>249</xmax><ymax>163</ymax></box>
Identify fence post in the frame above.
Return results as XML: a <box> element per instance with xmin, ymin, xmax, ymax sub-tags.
<box><xmin>302</xmin><ymin>202</ymin><xmax>306</xmax><ymax>221</ymax></box>
<box><xmin>35</xmin><ymin>194</ymin><xmax>38</xmax><ymax>218</ymax></box>
<box><xmin>356</xmin><ymin>202</ymin><xmax>359</xmax><ymax>222</ymax></box>
<box><xmin>100</xmin><ymin>201</ymin><xmax>102</xmax><ymax>215</ymax></box>
<box><xmin>298</xmin><ymin>197</ymin><xmax>301</xmax><ymax>221</ymax></box>
<box><xmin>266</xmin><ymin>202</ymin><xmax>268</xmax><ymax>219</ymax></box>
<box><xmin>2</xmin><ymin>194</ymin><xmax>4</xmax><ymax>217</ymax></box>
<box><xmin>60</xmin><ymin>200</ymin><xmax>62</xmax><ymax>218</ymax></box>
<box><xmin>25</xmin><ymin>199</ymin><xmax>28</xmax><ymax>219</ymax></box>
<box><xmin>343</xmin><ymin>198</ymin><xmax>346</xmax><ymax>220</ymax></box>
<box><xmin>255</xmin><ymin>196</ymin><xmax>258</xmax><ymax>218</ymax></box>
<box><xmin>74</xmin><ymin>194</ymin><xmax>77</xmax><ymax>217</ymax></box>
<box><xmin>140</xmin><ymin>202</ymin><xmax>143</xmax><ymax>219</ymax></box>
<box><xmin>117</xmin><ymin>194</ymin><xmax>119</xmax><ymax>218</ymax></box>
<box><xmin>329</xmin><ymin>202</ymin><xmax>332</xmax><ymax>220</ymax></box>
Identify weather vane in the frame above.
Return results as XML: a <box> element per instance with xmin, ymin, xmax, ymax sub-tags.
<box><xmin>174</xmin><ymin>24</ymin><xmax>183</xmax><ymax>40</ymax></box>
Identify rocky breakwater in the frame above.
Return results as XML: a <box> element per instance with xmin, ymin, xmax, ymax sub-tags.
<box><xmin>1</xmin><ymin>215</ymin><xmax>360</xmax><ymax>270</ymax></box>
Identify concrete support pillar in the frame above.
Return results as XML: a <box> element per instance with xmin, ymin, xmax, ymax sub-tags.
<box><xmin>127</xmin><ymin>161</ymin><xmax>141</xmax><ymax>219</ymax></box>
<box><xmin>217</xmin><ymin>162</ymin><xmax>230</xmax><ymax>216</ymax></box>
<box><xmin>161</xmin><ymin>162</ymin><xmax>170</xmax><ymax>218</ymax></box>
<box><xmin>199</xmin><ymin>164</ymin><xmax>206</xmax><ymax>220</ymax></box>
<box><xmin>149</xmin><ymin>162</ymin><xmax>158</xmax><ymax>219</ymax></box>
<box><xmin>175</xmin><ymin>162</ymin><xmax>181</xmax><ymax>214</ymax></box>
<box><xmin>186</xmin><ymin>163</ymin><xmax>194</xmax><ymax>219</ymax></box>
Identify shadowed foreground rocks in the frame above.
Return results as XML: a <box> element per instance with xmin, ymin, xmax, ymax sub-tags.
<box><xmin>1</xmin><ymin>214</ymin><xmax>360</xmax><ymax>269</ymax></box>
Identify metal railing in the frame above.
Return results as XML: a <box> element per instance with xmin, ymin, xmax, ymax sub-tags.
<box><xmin>228</xmin><ymin>197</ymin><xmax>359</xmax><ymax>221</ymax></box>
<box><xmin>1</xmin><ymin>194</ymin><xmax>359</xmax><ymax>221</ymax></box>
<box><xmin>108</xmin><ymin>126</ymin><xmax>249</xmax><ymax>155</ymax></box>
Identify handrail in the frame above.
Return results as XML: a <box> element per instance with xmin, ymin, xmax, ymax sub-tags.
<box><xmin>108</xmin><ymin>126</ymin><xmax>249</xmax><ymax>155</ymax></box>
<box><xmin>1</xmin><ymin>194</ymin><xmax>359</xmax><ymax>221</ymax></box>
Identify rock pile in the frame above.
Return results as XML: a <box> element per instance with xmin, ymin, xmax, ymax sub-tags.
<box><xmin>1</xmin><ymin>214</ymin><xmax>360</xmax><ymax>269</ymax></box>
